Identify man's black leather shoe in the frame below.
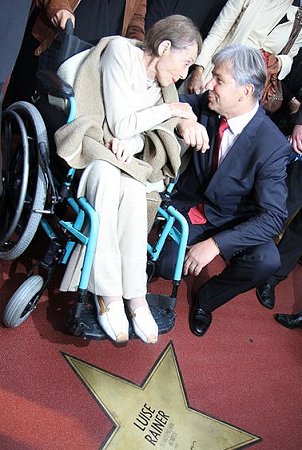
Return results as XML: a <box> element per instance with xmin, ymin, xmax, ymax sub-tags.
<box><xmin>256</xmin><ymin>282</ymin><xmax>275</xmax><ymax>309</ymax></box>
<box><xmin>189</xmin><ymin>306</ymin><xmax>212</xmax><ymax>336</ymax></box>
<box><xmin>274</xmin><ymin>312</ymin><xmax>302</xmax><ymax>329</ymax></box>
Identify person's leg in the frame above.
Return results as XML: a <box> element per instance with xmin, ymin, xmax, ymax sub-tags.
<box><xmin>257</xmin><ymin>161</ymin><xmax>302</xmax><ymax>308</ymax></box>
<box><xmin>190</xmin><ymin>240</ymin><xmax>280</xmax><ymax>336</ymax></box>
<box><xmin>257</xmin><ymin>209</ymin><xmax>302</xmax><ymax>306</ymax></box>
<box><xmin>85</xmin><ymin>163</ymin><xmax>157</xmax><ymax>343</ymax></box>
<box><xmin>198</xmin><ymin>240</ymin><xmax>280</xmax><ymax>311</ymax></box>
<box><xmin>270</xmin><ymin>210</ymin><xmax>302</xmax><ymax>284</ymax></box>
<box><xmin>118</xmin><ymin>173</ymin><xmax>148</xmax><ymax>299</ymax></box>
<box><xmin>83</xmin><ymin>160</ymin><xmax>129</xmax><ymax>342</ymax></box>
<box><xmin>84</xmin><ymin>161</ymin><xmax>123</xmax><ymax>296</ymax></box>
<box><xmin>285</xmin><ymin>160</ymin><xmax>302</xmax><ymax>220</ymax></box>
<box><xmin>118</xmin><ymin>173</ymin><xmax>158</xmax><ymax>343</ymax></box>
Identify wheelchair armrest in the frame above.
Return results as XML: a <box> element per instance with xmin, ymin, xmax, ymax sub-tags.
<box><xmin>36</xmin><ymin>70</ymin><xmax>74</xmax><ymax>99</ymax></box>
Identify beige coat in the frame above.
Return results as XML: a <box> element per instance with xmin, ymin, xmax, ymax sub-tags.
<box><xmin>196</xmin><ymin>0</ymin><xmax>302</xmax><ymax>84</ymax></box>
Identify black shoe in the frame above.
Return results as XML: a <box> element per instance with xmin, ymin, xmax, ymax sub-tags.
<box><xmin>189</xmin><ymin>305</ymin><xmax>212</xmax><ymax>337</ymax></box>
<box><xmin>274</xmin><ymin>312</ymin><xmax>302</xmax><ymax>329</ymax></box>
<box><xmin>256</xmin><ymin>282</ymin><xmax>275</xmax><ymax>309</ymax></box>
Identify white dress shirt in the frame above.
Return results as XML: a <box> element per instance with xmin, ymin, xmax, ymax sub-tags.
<box><xmin>218</xmin><ymin>102</ymin><xmax>259</xmax><ymax>166</ymax></box>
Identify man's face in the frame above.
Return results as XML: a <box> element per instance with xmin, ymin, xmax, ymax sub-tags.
<box><xmin>205</xmin><ymin>61</ymin><xmax>246</xmax><ymax>118</ymax></box>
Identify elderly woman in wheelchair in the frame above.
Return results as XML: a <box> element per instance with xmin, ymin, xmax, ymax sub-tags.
<box><xmin>0</xmin><ymin>15</ymin><xmax>203</xmax><ymax>342</ymax></box>
<box><xmin>52</xmin><ymin>15</ymin><xmax>202</xmax><ymax>344</ymax></box>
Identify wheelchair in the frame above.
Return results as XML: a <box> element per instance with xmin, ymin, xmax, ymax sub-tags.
<box><xmin>0</xmin><ymin>26</ymin><xmax>189</xmax><ymax>340</ymax></box>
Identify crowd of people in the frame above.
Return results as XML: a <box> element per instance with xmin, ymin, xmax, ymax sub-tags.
<box><xmin>1</xmin><ymin>0</ymin><xmax>302</xmax><ymax>343</ymax></box>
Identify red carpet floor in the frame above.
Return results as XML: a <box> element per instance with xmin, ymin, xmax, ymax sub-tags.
<box><xmin>1</xmin><ymin>251</ymin><xmax>302</xmax><ymax>449</ymax></box>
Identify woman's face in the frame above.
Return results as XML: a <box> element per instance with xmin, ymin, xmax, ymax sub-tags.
<box><xmin>155</xmin><ymin>42</ymin><xmax>198</xmax><ymax>87</ymax></box>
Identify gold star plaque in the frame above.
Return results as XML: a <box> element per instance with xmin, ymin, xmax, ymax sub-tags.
<box><xmin>63</xmin><ymin>343</ymin><xmax>260</xmax><ymax>449</ymax></box>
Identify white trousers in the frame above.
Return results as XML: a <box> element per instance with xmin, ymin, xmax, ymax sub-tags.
<box><xmin>60</xmin><ymin>160</ymin><xmax>148</xmax><ymax>298</ymax></box>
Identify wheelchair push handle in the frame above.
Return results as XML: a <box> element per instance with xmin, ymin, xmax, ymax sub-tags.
<box><xmin>57</xmin><ymin>18</ymin><xmax>92</xmax><ymax>67</ymax></box>
<box><xmin>64</xmin><ymin>18</ymin><xmax>74</xmax><ymax>36</ymax></box>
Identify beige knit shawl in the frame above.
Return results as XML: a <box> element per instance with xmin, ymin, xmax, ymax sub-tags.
<box><xmin>54</xmin><ymin>37</ymin><xmax>181</xmax><ymax>185</ymax></box>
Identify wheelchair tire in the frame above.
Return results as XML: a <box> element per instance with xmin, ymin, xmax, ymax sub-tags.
<box><xmin>0</xmin><ymin>166</ymin><xmax>47</xmax><ymax>260</ymax></box>
<box><xmin>0</xmin><ymin>101</ymin><xmax>48</xmax><ymax>259</ymax></box>
<box><xmin>2</xmin><ymin>275</ymin><xmax>44</xmax><ymax>328</ymax></box>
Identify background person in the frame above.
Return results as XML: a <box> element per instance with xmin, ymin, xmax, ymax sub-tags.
<box><xmin>184</xmin><ymin>0</ymin><xmax>302</xmax><ymax>94</ymax></box>
<box><xmin>145</xmin><ymin>0</ymin><xmax>228</xmax><ymax>38</ymax></box>
<box><xmin>4</xmin><ymin>0</ymin><xmax>147</xmax><ymax>106</ymax></box>
<box><xmin>256</xmin><ymin>105</ymin><xmax>302</xmax><ymax>310</ymax></box>
<box><xmin>0</xmin><ymin>0</ymin><xmax>32</xmax><ymax>198</ymax></box>
<box><xmin>33</xmin><ymin>0</ymin><xmax>147</xmax><ymax>56</ymax></box>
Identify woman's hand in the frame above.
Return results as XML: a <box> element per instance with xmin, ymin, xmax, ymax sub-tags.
<box><xmin>186</xmin><ymin>66</ymin><xmax>205</xmax><ymax>94</ymax></box>
<box><xmin>168</xmin><ymin>102</ymin><xmax>197</xmax><ymax>120</ymax></box>
<box><xmin>106</xmin><ymin>138</ymin><xmax>134</xmax><ymax>163</ymax></box>
<box><xmin>176</xmin><ymin>118</ymin><xmax>209</xmax><ymax>152</ymax></box>
<box><xmin>51</xmin><ymin>10</ymin><xmax>75</xmax><ymax>29</ymax></box>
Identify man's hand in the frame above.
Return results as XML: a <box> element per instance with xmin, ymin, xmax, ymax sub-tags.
<box><xmin>290</xmin><ymin>124</ymin><xmax>302</xmax><ymax>154</ymax></box>
<box><xmin>183</xmin><ymin>238</ymin><xmax>220</xmax><ymax>276</ymax></box>
<box><xmin>106</xmin><ymin>138</ymin><xmax>134</xmax><ymax>163</ymax></box>
<box><xmin>186</xmin><ymin>66</ymin><xmax>205</xmax><ymax>94</ymax></box>
<box><xmin>177</xmin><ymin>118</ymin><xmax>209</xmax><ymax>152</ymax></box>
<box><xmin>51</xmin><ymin>9</ymin><xmax>75</xmax><ymax>29</ymax></box>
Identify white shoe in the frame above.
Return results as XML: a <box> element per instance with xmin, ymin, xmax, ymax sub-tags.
<box><xmin>130</xmin><ymin>306</ymin><xmax>158</xmax><ymax>344</ymax></box>
<box><xmin>95</xmin><ymin>296</ymin><xmax>129</xmax><ymax>343</ymax></box>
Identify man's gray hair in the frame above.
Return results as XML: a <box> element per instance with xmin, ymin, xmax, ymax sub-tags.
<box><xmin>212</xmin><ymin>44</ymin><xmax>267</xmax><ymax>100</ymax></box>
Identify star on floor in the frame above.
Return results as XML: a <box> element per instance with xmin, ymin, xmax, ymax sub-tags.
<box><xmin>63</xmin><ymin>343</ymin><xmax>260</xmax><ymax>449</ymax></box>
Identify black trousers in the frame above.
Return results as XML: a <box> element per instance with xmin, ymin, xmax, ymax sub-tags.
<box><xmin>267</xmin><ymin>160</ymin><xmax>302</xmax><ymax>286</ymax></box>
<box><xmin>157</xmin><ymin>215</ymin><xmax>280</xmax><ymax>313</ymax></box>
<box><xmin>268</xmin><ymin>209</ymin><xmax>302</xmax><ymax>285</ymax></box>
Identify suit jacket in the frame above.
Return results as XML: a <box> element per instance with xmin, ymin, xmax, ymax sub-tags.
<box><xmin>175</xmin><ymin>92</ymin><xmax>291</xmax><ymax>260</ymax></box>
<box><xmin>293</xmin><ymin>105</ymin><xmax>302</xmax><ymax>125</ymax></box>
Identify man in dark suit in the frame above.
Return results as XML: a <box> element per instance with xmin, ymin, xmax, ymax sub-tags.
<box><xmin>158</xmin><ymin>44</ymin><xmax>291</xmax><ymax>337</ymax></box>
<box><xmin>256</xmin><ymin>105</ymin><xmax>302</xmax><ymax>316</ymax></box>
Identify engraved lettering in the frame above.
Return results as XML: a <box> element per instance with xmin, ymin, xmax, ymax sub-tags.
<box><xmin>145</xmin><ymin>434</ymin><xmax>157</xmax><ymax>446</ymax></box>
<box><xmin>133</xmin><ymin>403</ymin><xmax>155</xmax><ymax>431</ymax></box>
<box><xmin>145</xmin><ymin>410</ymin><xmax>170</xmax><ymax>445</ymax></box>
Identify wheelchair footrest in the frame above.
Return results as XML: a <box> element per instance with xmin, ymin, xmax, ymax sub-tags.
<box><xmin>68</xmin><ymin>292</ymin><xmax>176</xmax><ymax>340</ymax></box>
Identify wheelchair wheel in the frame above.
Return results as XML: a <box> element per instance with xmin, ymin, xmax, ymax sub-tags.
<box><xmin>0</xmin><ymin>101</ymin><xmax>48</xmax><ymax>260</ymax></box>
<box><xmin>2</xmin><ymin>275</ymin><xmax>44</xmax><ymax>328</ymax></box>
